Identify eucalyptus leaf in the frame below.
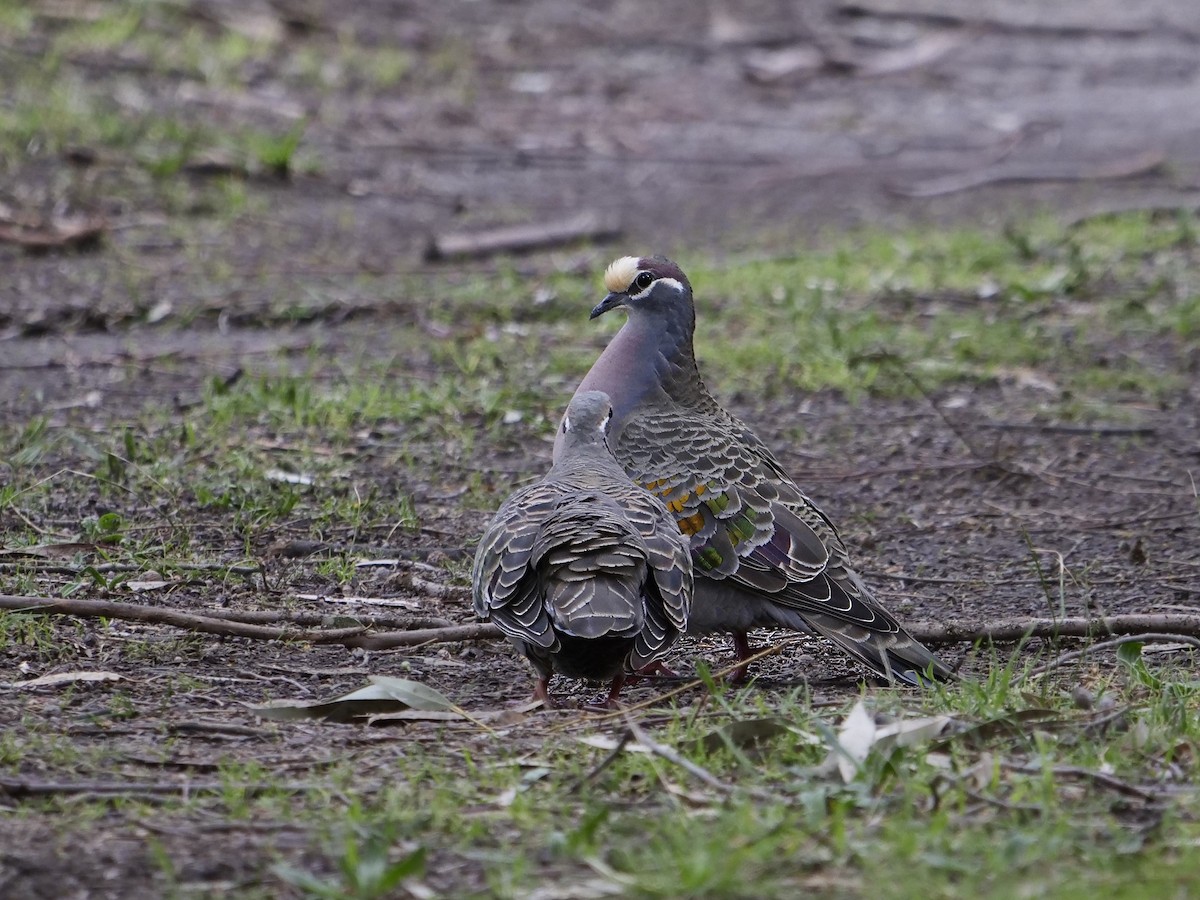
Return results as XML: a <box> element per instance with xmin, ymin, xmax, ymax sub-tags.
<box><xmin>249</xmin><ymin>678</ymin><xmax>462</xmax><ymax>724</ymax></box>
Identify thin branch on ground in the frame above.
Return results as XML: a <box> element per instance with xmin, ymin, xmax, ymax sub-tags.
<box><xmin>195</xmin><ymin>607</ymin><xmax>454</xmax><ymax>631</ymax></box>
<box><xmin>7</xmin><ymin>592</ymin><xmax>1200</xmax><ymax>654</ymax></box>
<box><xmin>891</xmin><ymin>147</ymin><xmax>1165</xmax><ymax>198</ymax></box>
<box><xmin>0</xmin><ymin>777</ymin><xmax>311</xmax><ymax>799</ymax></box>
<box><xmin>996</xmin><ymin>761</ymin><xmax>1164</xmax><ymax>803</ymax></box>
<box><xmin>342</xmin><ymin>623</ymin><xmax>503</xmax><ymax>648</ymax></box>
<box><xmin>0</xmin><ymin>560</ymin><xmax>262</xmax><ymax>577</ymax></box>
<box><xmin>569</xmin><ymin>729</ymin><xmax>633</xmax><ymax>791</ymax></box>
<box><xmin>907</xmin><ymin>614</ymin><xmax>1200</xmax><ymax>645</ymax></box>
<box><xmin>1023</xmin><ymin>633</ymin><xmax>1200</xmax><ymax>679</ymax></box>
<box><xmin>0</xmin><ymin>595</ymin><xmax>366</xmax><ymax>644</ymax></box>
<box><xmin>622</xmin><ymin>714</ymin><xmax>736</xmax><ymax>795</ymax></box>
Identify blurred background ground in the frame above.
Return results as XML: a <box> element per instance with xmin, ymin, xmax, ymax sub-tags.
<box><xmin>2</xmin><ymin>2</ymin><xmax>1200</xmax><ymax>897</ymax></box>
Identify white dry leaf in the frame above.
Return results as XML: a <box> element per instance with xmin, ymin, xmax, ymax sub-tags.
<box><xmin>510</xmin><ymin>72</ymin><xmax>554</xmax><ymax>94</ymax></box>
<box><xmin>831</xmin><ymin>701</ymin><xmax>953</xmax><ymax>782</ymax></box>
<box><xmin>576</xmin><ymin>734</ymin><xmax>649</xmax><ymax>753</ymax></box>
<box><xmin>146</xmin><ymin>300</ymin><xmax>172</xmax><ymax>324</ymax></box>
<box><xmin>264</xmin><ymin>469</ymin><xmax>315</xmax><ymax>486</ymax></box>
<box><xmin>369</xmin><ymin>675</ymin><xmax>458</xmax><ymax>711</ymax></box>
<box><xmin>871</xmin><ymin>714</ymin><xmax>954</xmax><ymax>753</ymax></box>
<box><xmin>127</xmin><ymin>571</ymin><xmax>175</xmax><ymax>592</ymax></box>
<box><xmin>11</xmin><ymin>671</ymin><xmax>124</xmax><ymax>689</ymax></box>
<box><xmin>249</xmin><ymin>677</ymin><xmax>462</xmax><ymax>724</ymax></box>
<box><xmin>493</xmin><ymin>767</ymin><xmax>552</xmax><ymax>808</ymax></box>
<box><xmin>834</xmin><ymin>700</ymin><xmax>878</xmax><ymax>782</ymax></box>
<box><xmin>925</xmin><ymin>752</ymin><xmax>954</xmax><ymax>770</ymax></box>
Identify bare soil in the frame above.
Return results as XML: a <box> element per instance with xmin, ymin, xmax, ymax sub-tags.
<box><xmin>2</xmin><ymin>1</ymin><xmax>1199</xmax><ymax>896</ymax></box>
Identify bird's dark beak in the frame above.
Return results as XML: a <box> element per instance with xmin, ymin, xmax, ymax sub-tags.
<box><xmin>589</xmin><ymin>292</ymin><xmax>626</xmax><ymax>320</ymax></box>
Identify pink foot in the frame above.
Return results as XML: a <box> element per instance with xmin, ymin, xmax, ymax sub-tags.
<box><xmin>728</xmin><ymin>632</ymin><xmax>752</xmax><ymax>684</ymax></box>
<box><xmin>603</xmin><ymin>672</ymin><xmax>627</xmax><ymax>709</ymax></box>
<box><xmin>532</xmin><ymin>677</ymin><xmax>555</xmax><ymax>709</ymax></box>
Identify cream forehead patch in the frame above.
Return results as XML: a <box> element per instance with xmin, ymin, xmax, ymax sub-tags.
<box><xmin>603</xmin><ymin>256</ymin><xmax>640</xmax><ymax>293</ymax></box>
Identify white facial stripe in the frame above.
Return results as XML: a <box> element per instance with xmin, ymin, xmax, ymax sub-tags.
<box><xmin>603</xmin><ymin>256</ymin><xmax>640</xmax><ymax>293</ymax></box>
<box><xmin>629</xmin><ymin>275</ymin><xmax>683</xmax><ymax>301</ymax></box>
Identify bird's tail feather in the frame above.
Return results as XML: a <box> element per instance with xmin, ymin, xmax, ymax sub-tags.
<box><xmin>804</xmin><ymin>612</ymin><xmax>955</xmax><ymax>686</ymax></box>
<box><xmin>546</xmin><ymin>574</ymin><xmax>644</xmax><ymax>640</ymax></box>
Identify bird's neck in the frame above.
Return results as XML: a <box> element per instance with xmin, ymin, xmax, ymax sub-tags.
<box><xmin>578</xmin><ymin>313</ymin><xmax>710</xmax><ymax>429</ymax></box>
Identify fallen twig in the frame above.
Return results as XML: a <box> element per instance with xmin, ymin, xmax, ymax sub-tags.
<box><xmin>198</xmin><ymin>607</ymin><xmax>454</xmax><ymax>631</ymax></box>
<box><xmin>890</xmin><ymin>147</ymin><xmax>1165</xmax><ymax>198</ymax></box>
<box><xmin>623</xmin><ymin>714</ymin><xmax>736</xmax><ymax>795</ymax></box>
<box><xmin>7</xmin><ymin>592</ymin><xmax>1200</xmax><ymax>657</ymax></box>
<box><xmin>570</xmin><ymin>729</ymin><xmax>633</xmax><ymax>791</ymax></box>
<box><xmin>997</xmin><ymin>761</ymin><xmax>1163</xmax><ymax>803</ymax></box>
<box><xmin>424</xmin><ymin>210</ymin><xmax>621</xmax><ymax>261</ymax></box>
<box><xmin>1023</xmin><ymin>633</ymin><xmax>1200</xmax><ymax>679</ymax></box>
<box><xmin>907</xmin><ymin>614</ymin><xmax>1200</xmax><ymax>645</ymax></box>
<box><xmin>0</xmin><ymin>594</ymin><xmax>365</xmax><ymax>644</ymax></box>
<box><xmin>0</xmin><ymin>214</ymin><xmax>106</xmax><ymax>253</ymax></box>
<box><xmin>0</xmin><ymin>777</ymin><xmax>309</xmax><ymax>799</ymax></box>
<box><xmin>343</xmin><ymin>622</ymin><xmax>502</xmax><ymax>649</ymax></box>
<box><xmin>0</xmin><ymin>559</ymin><xmax>262</xmax><ymax>577</ymax></box>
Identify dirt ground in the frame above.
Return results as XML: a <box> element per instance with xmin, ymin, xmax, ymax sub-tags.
<box><xmin>3</xmin><ymin>1</ymin><xmax>1200</xmax><ymax>896</ymax></box>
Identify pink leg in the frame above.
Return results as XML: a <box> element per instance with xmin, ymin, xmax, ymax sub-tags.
<box><xmin>532</xmin><ymin>676</ymin><xmax>555</xmax><ymax>709</ymax></box>
<box><xmin>729</xmin><ymin>632</ymin><xmax>752</xmax><ymax>684</ymax></box>
<box><xmin>604</xmin><ymin>671</ymin><xmax>627</xmax><ymax>709</ymax></box>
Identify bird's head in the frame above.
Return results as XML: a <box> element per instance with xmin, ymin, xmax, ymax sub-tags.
<box><xmin>560</xmin><ymin>390</ymin><xmax>615</xmax><ymax>448</ymax></box>
<box><xmin>590</xmin><ymin>255</ymin><xmax>692</xmax><ymax>321</ymax></box>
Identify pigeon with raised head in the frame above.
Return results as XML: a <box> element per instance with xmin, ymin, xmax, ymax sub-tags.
<box><xmin>473</xmin><ymin>390</ymin><xmax>693</xmax><ymax>706</ymax></box>
<box><xmin>555</xmin><ymin>255</ymin><xmax>953</xmax><ymax>685</ymax></box>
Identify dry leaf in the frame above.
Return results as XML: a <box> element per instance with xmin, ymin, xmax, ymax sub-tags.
<box><xmin>830</xmin><ymin>701</ymin><xmax>954</xmax><ymax>782</ymax></box>
<box><xmin>249</xmin><ymin>676</ymin><xmax>460</xmax><ymax>724</ymax></box>
<box><xmin>127</xmin><ymin>571</ymin><xmax>175</xmax><ymax>592</ymax></box>
<box><xmin>11</xmin><ymin>671</ymin><xmax>123</xmax><ymax>689</ymax></box>
<box><xmin>0</xmin><ymin>213</ymin><xmax>106</xmax><ymax>253</ymax></box>
<box><xmin>834</xmin><ymin>700</ymin><xmax>878</xmax><ymax>782</ymax></box>
<box><xmin>0</xmin><ymin>542</ymin><xmax>97</xmax><ymax>559</ymax></box>
<box><xmin>264</xmin><ymin>469</ymin><xmax>315</xmax><ymax>486</ymax></box>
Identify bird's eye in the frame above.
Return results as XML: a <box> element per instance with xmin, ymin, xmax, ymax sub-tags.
<box><xmin>634</xmin><ymin>271</ymin><xmax>654</xmax><ymax>291</ymax></box>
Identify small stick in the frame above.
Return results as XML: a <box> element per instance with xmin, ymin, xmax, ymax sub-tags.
<box><xmin>0</xmin><ymin>777</ymin><xmax>310</xmax><ymax>798</ymax></box>
<box><xmin>906</xmin><ymin>614</ymin><xmax>1200</xmax><ymax>645</ymax></box>
<box><xmin>891</xmin><ymin>148</ymin><xmax>1165</xmax><ymax>198</ymax></box>
<box><xmin>8</xmin><ymin>592</ymin><xmax>1200</xmax><ymax>655</ymax></box>
<box><xmin>344</xmin><ymin>623</ymin><xmax>502</xmax><ymax>649</ymax></box>
<box><xmin>997</xmin><ymin>761</ymin><xmax>1162</xmax><ymax>803</ymax></box>
<box><xmin>1023</xmin><ymin>633</ymin><xmax>1200</xmax><ymax>680</ymax></box>
<box><xmin>424</xmin><ymin>210</ymin><xmax>621</xmax><ymax>261</ymax></box>
<box><xmin>0</xmin><ymin>595</ymin><xmax>365</xmax><ymax>644</ymax></box>
<box><xmin>623</xmin><ymin>714</ymin><xmax>736</xmax><ymax>795</ymax></box>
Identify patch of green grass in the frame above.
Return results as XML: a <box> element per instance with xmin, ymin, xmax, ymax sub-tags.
<box><xmin>669</xmin><ymin>211</ymin><xmax>1199</xmax><ymax>404</ymax></box>
<box><xmin>0</xmin><ymin>0</ymin><xmax>33</xmax><ymax>35</ymax></box>
<box><xmin>4</xmin><ymin>647</ymin><xmax>1199</xmax><ymax>897</ymax></box>
<box><xmin>247</xmin><ymin>655</ymin><xmax>1194</xmax><ymax>898</ymax></box>
<box><xmin>274</xmin><ymin>813</ymin><xmax>426</xmax><ymax>900</ymax></box>
<box><xmin>330</xmin><ymin>212</ymin><xmax>1197</xmax><ymax>425</ymax></box>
